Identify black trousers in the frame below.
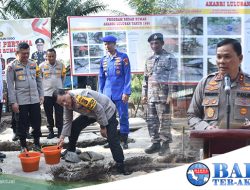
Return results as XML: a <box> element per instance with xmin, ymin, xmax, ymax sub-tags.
<box><xmin>43</xmin><ymin>96</ymin><xmax>63</xmax><ymax>130</ymax></box>
<box><xmin>0</xmin><ymin>103</ymin><xmax>2</xmax><ymax>122</ymax></box>
<box><xmin>17</xmin><ymin>103</ymin><xmax>42</xmax><ymax>140</ymax></box>
<box><xmin>68</xmin><ymin>113</ymin><xmax>124</xmax><ymax>163</ymax></box>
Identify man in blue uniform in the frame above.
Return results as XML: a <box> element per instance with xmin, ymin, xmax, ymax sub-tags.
<box><xmin>99</xmin><ymin>35</ymin><xmax>131</xmax><ymax>149</ymax></box>
<box><xmin>31</xmin><ymin>38</ymin><xmax>47</xmax><ymax>65</ymax></box>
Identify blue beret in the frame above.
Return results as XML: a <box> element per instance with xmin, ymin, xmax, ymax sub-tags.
<box><xmin>102</xmin><ymin>35</ymin><xmax>117</xmax><ymax>42</ymax></box>
<box><xmin>148</xmin><ymin>33</ymin><xmax>164</xmax><ymax>42</ymax></box>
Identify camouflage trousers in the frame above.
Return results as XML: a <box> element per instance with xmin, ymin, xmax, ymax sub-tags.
<box><xmin>146</xmin><ymin>102</ymin><xmax>172</xmax><ymax>143</ymax></box>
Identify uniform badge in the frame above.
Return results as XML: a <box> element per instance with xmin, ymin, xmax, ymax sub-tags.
<box><xmin>211</xmin><ymin>99</ymin><xmax>217</xmax><ymax>104</ymax></box>
<box><xmin>240</xmin><ymin>87</ymin><xmax>250</xmax><ymax>91</ymax></box>
<box><xmin>206</xmin><ymin>107</ymin><xmax>215</xmax><ymax>118</ymax></box>
<box><xmin>243</xmin><ymin>83</ymin><xmax>250</xmax><ymax>87</ymax></box>
<box><xmin>239</xmin><ymin>74</ymin><xmax>244</xmax><ymax>83</ymax></box>
<box><xmin>240</xmin><ymin>108</ymin><xmax>248</xmax><ymax>115</ymax></box>
<box><xmin>76</xmin><ymin>95</ymin><xmax>97</xmax><ymax>110</ymax></box>
<box><xmin>115</xmin><ymin>57</ymin><xmax>121</xmax><ymax>63</ymax></box>
<box><xmin>17</xmin><ymin>75</ymin><xmax>24</xmax><ymax>80</ymax></box>
<box><xmin>206</xmin><ymin>86</ymin><xmax>219</xmax><ymax>91</ymax></box>
<box><xmin>208</xmin><ymin>81</ymin><xmax>218</xmax><ymax>86</ymax></box>
<box><xmin>123</xmin><ymin>58</ymin><xmax>129</xmax><ymax>65</ymax></box>
<box><xmin>203</xmin><ymin>98</ymin><xmax>210</xmax><ymax>105</ymax></box>
<box><xmin>215</xmin><ymin>74</ymin><xmax>223</xmax><ymax>81</ymax></box>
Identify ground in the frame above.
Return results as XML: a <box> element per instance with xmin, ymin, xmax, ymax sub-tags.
<box><xmin>0</xmin><ymin>113</ymin><xmax>200</xmax><ymax>183</ymax></box>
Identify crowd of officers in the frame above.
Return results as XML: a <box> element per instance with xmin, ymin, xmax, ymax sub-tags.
<box><xmin>2</xmin><ymin>32</ymin><xmax>177</xmax><ymax>170</ymax></box>
<box><xmin>6</xmin><ymin>42</ymin><xmax>66</xmax><ymax>152</ymax></box>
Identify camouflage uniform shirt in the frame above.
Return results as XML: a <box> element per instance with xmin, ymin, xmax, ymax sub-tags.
<box><xmin>142</xmin><ymin>49</ymin><xmax>178</xmax><ymax>102</ymax></box>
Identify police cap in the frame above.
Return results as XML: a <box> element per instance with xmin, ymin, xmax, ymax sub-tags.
<box><xmin>148</xmin><ymin>33</ymin><xmax>164</xmax><ymax>42</ymax></box>
<box><xmin>35</xmin><ymin>38</ymin><xmax>45</xmax><ymax>44</ymax></box>
<box><xmin>102</xmin><ymin>35</ymin><xmax>117</xmax><ymax>43</ymax></box>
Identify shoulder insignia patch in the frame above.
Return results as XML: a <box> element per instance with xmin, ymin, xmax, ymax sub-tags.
<box><xmin>76</xmin><ymin>95</ymin><xmax>97</xmax><ymax>110</ymax></box>
<box><xmin>123</xmin><ymin>57</ymin><xmax>129</xmax><ymax>65</ymax></box>
<box><xmin>7</xmin><ymin>66</ymin><xmax>12</xmax><ymax>72</ymax></box>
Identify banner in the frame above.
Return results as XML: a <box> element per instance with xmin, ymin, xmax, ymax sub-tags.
<box><xmin>68</xmin><ymin>4</ymin><xmax>250</xmax><ymax>82</ymax></box>
<box><xmin>0</xmin><ymin>18</ymin><xmax>51</xmax><ymax>78</ymax></box>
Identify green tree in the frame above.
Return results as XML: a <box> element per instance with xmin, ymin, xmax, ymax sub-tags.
<box><xmin>127</xmin><ymin>0</ymin><xmax>183</xmax><ymax>15</ymax></box>
<box><xmin>2</xmin><ymin>0</ymin><xmax>106</xmax><ymax>46</ymax></box>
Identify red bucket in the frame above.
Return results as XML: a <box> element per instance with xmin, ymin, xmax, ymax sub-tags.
<box><xmin>42</xmin><ymin>145</ymin><xmax>62</xmax><ymax>165</ymax></box>
<box><xmin>18</xmin><ymin>152</ymin><xmax>41</xmax><ymax>172</ymax></box>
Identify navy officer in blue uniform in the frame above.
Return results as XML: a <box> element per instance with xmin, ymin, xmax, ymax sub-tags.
<box><xmin>99</xmin><ymin>35</ymin><xmax>131</xmax><ymax>149</ymax></box>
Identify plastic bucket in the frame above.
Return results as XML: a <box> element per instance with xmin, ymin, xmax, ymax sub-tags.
<box><xmin>42</xmin><ymin>145</ymin><xmax>62</xmax><ymax>165</ymax></box>
<box><xmin>18</xmin><ymin>152</ymin><xmax>41</xmax><ymax>172</ymax></box>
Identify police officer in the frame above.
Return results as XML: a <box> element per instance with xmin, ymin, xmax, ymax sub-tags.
<box><xmin>31</xmin><ymin>38</ymin><xmax>47</xmax><ymax>65</ymax></box>
<box><xmin>54</xmin><ymin>88</ymin><xmax>129</xmax><ymax>175</ymax></box>
<box><xmin>7</xmin><ymin>42</ymin><xmax>44</xmax><ymax>152</ymax></box>
<box><xmin>142</xmin><ymin>33</ymin><xmax>178</xmax><ymax>156</ymax></box>
<box><xmin>99</xmin><ymin>35</ymin><xmax>131</xmax><ymax>149</ymax></box>
<box><xmin>188</xmin><ymin>38</ymin><xmax>250</xmax><ymax>130</ymax></box>
<box><xmin>40</xmin><ymin>48</ymin><xmax>66</xmax><ymax>139</ymax></box>
<box><xmin>0</xmin><ymin>59</ymin><xmax>6</xmax><ymax>159</ymax></box>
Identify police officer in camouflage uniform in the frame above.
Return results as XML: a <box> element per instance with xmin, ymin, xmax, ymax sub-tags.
<box><xmin>142</xmin><ymin>33</ymin><xmax>178</xmax><ymax>156</ymax></box>
<box><xmin>99</xmin><ymin>35</ymin><xmax>131</xmax><ymax>149</ymax></box>
<box><xmin>188</xmin><ymin>38</ymin><xmax>250</xmax><ymax>130</ymax></box>
<box><xmin>31</xmin><ymin>38</ymin><xmax>47</xmax><ymax>65</ymax></box>
<box><xmin>54</xmin><ymin>88</ymin><xmax>129</xmax><ymax>175</ymax></box>
<box><xmin>40</xmin><ymin>48</ymin><xmax>66</xmax><ymax>139</ymax></box>
<box><xmin>7</xmin><ymin>42</ymin><xmax>44</xmax><ymax>152</ymax></box>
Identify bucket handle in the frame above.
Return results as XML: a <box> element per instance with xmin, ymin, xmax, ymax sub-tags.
<box><xmin>24</xmin><ymin>148</ymin><xmax>29</xmax><ymax>157</ymax></box>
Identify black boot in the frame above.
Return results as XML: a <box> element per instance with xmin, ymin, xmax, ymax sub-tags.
<box><xmin>122</xmin><ymin>136</ymin><xmax>128</xmax><ymax>150</ymax></box>
<box><xmin>12</xmin><ymin>133</ymin><xmax>19</xmax><ymax>141</ymax></box>
<box><xmin>33</xmin><ymin>138</ymin><xmax>41</xmax><ymax>152</ymax></box>
<box><xmin>120</xmin><ymin>134</ymin><xmax>128</xmax><ymax>149</ymax></box>
<box><xmin>47</xmin><ymin>127</ymin><xmax>55</xmax><ymax>139</ymax></box>
<box><xmin>0</xmin><ymin>152</ymin><xmax>6</xmax><ymax>159</ymax></box>
<box><xmin>103</xmin><ymin>143</ymin><xmax>110</xmax><ymax>148</ymax></box>
<box><xmin>144</xmin><ymin>143</ymin><xmax>161</xmax><ymax>154</ymax></box>
<box><xmin>158</xmin><ymin>142</ymin><xmax>170</xmax><ymax>156</ymax></box>
<box><xmin>116</xmin><ymin>163</ymin><xmax>131</xmax><ymax>175</ymax></box>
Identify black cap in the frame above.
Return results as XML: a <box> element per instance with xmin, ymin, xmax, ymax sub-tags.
<box><xmin>148</xmin><ymin>33</ymin><xmax>164</xmax><ymax>42</ymax></box>
<box><xmin>35</xmin><ymin>38</ymin><xmax>45</xmax><ymax>44</ymax></box>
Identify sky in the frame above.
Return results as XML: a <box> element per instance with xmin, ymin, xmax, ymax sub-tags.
<box><xmin>99</xmin><ymin>0</ymin><xmax>136</xmax><ymax>15</ymax></box>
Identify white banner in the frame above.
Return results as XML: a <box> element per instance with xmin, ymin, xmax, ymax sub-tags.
<box><xmin>68</xmin><ymin>13</ymin><xmax>249</xmax><ymax>82</ymax></box>
<box><xmin>0</xmin><ymin>18</ymin><xmax>51</xmax><ymax>78</ymax></box>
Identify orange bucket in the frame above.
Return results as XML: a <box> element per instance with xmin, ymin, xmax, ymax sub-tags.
<box><xmin>18</xmin><ymin>152</ymin><xmax>41</xmax><ymax>172</ymax></box>
<box><xmin>42</xmin><ymin>145</ymin><xmax>62</xmax><ymax>165</ymax></box>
